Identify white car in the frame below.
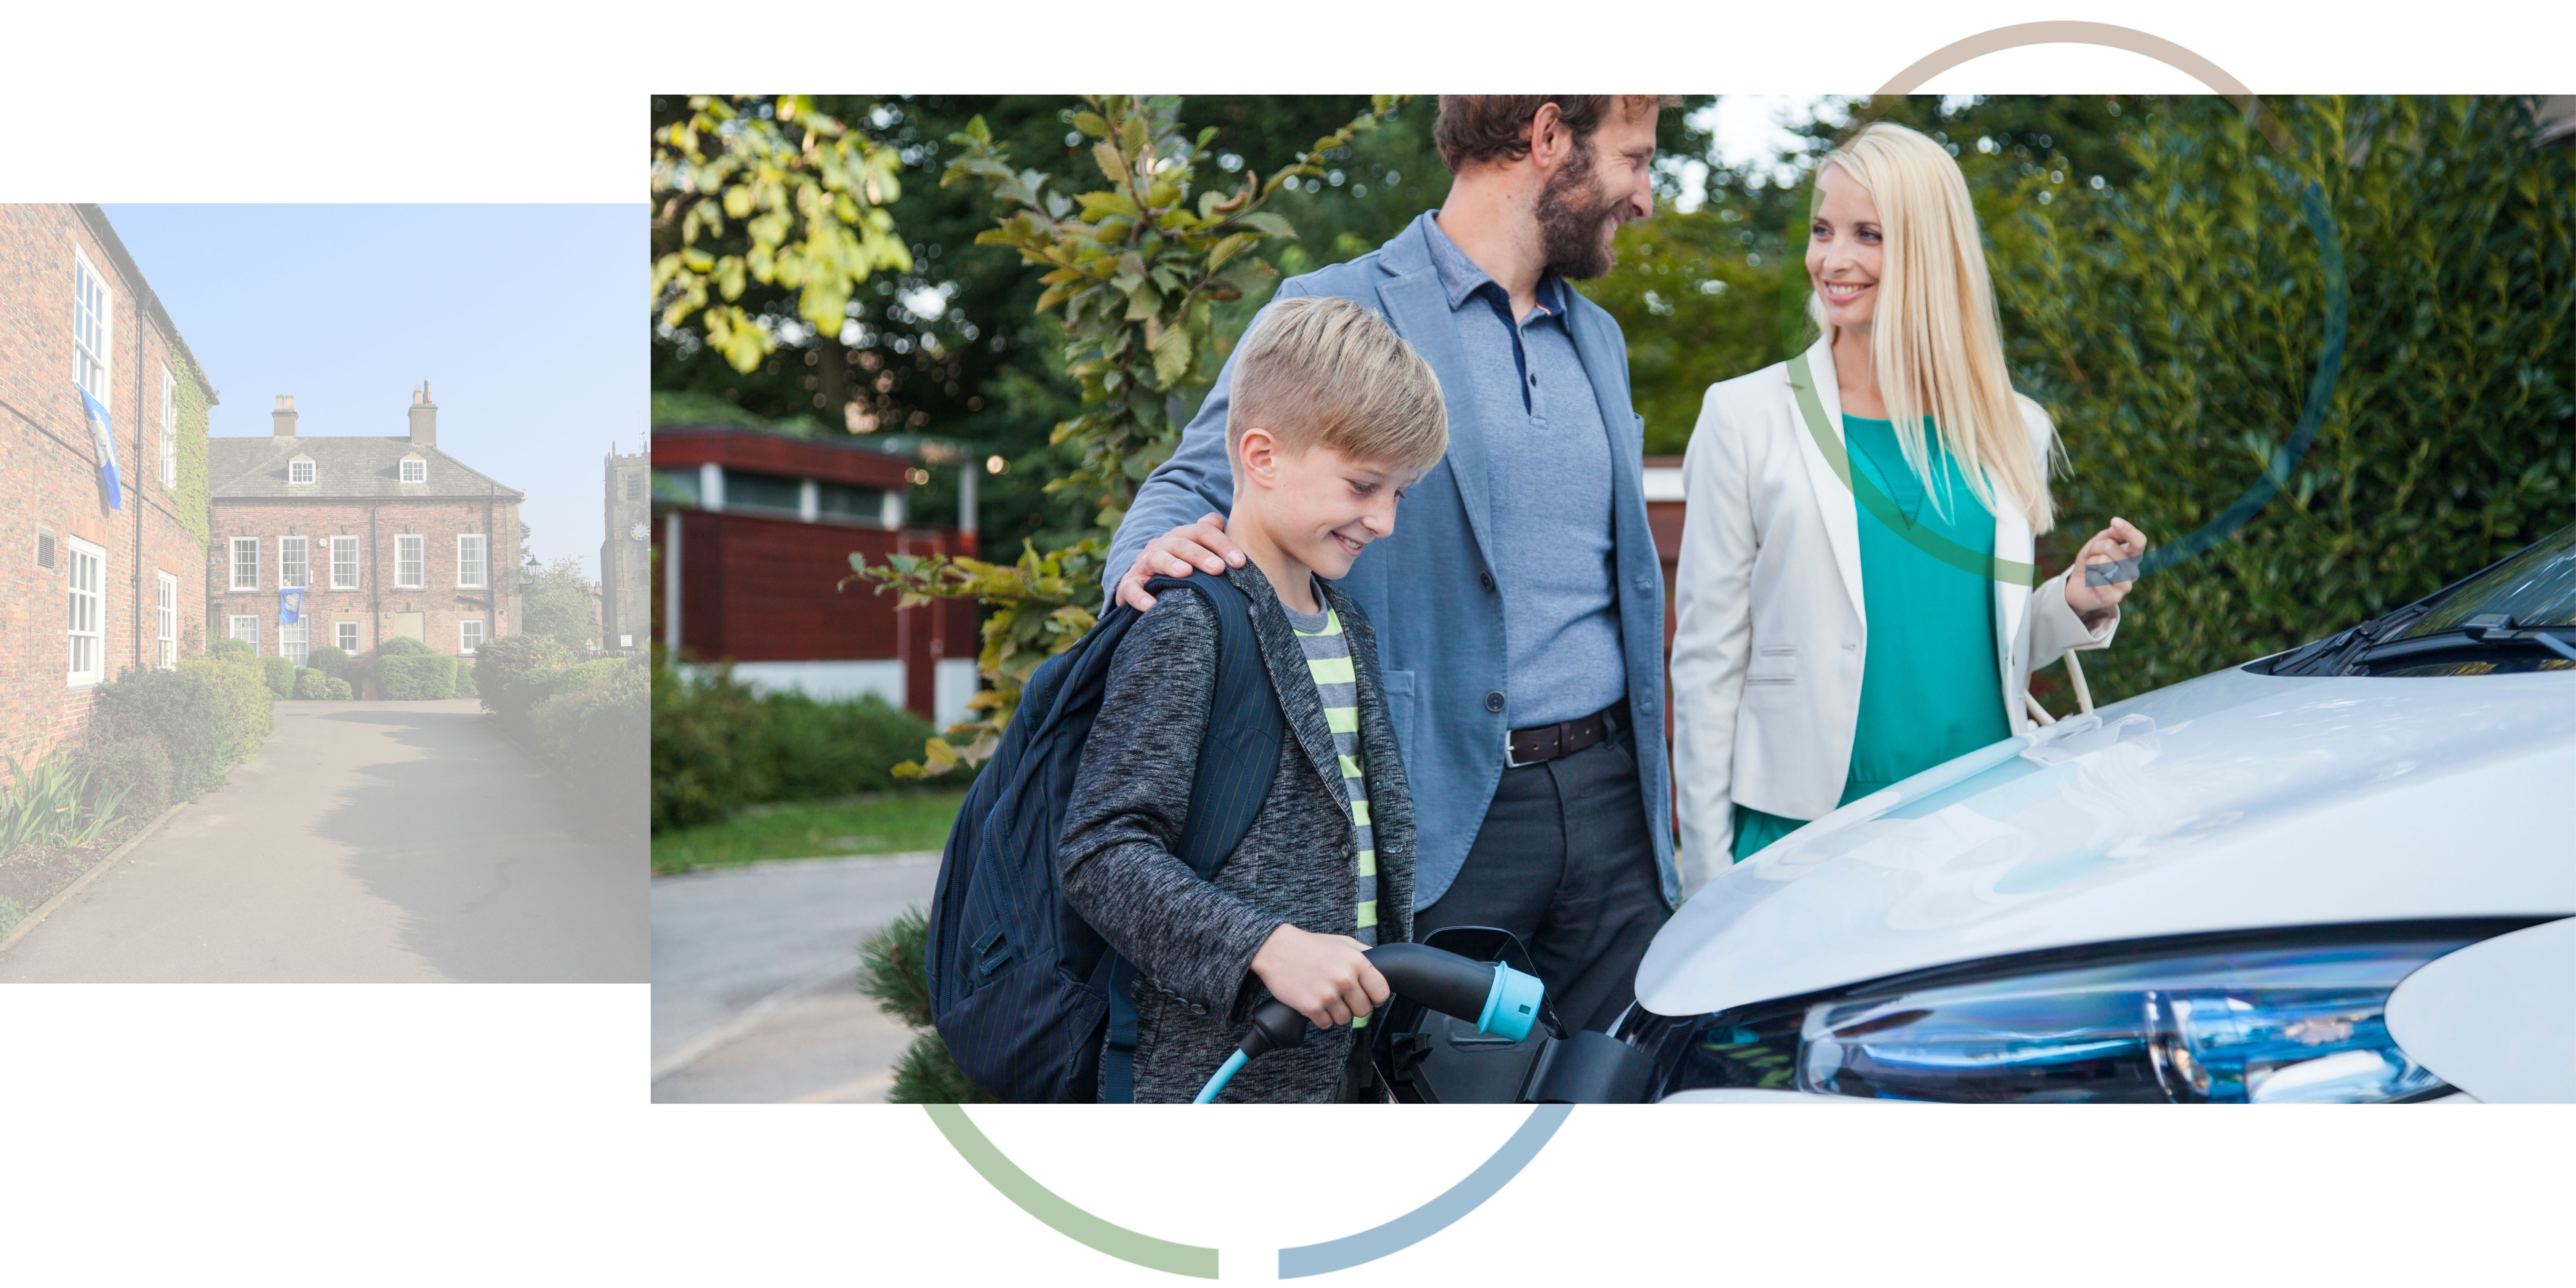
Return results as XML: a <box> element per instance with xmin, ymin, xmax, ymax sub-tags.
<box><xmin>1619</xmin><ymin>523</ymin><xmax>2576</xmax><ymax>1104</ymax></box>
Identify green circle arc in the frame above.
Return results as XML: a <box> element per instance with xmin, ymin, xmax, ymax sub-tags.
<box><xmin>924</xmin><ymin>1102</ymin><xmax>1570</xmax><ymax>1279</ymax></box>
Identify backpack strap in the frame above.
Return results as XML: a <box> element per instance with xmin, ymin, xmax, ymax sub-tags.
<box><xmin>1100</xmin><ymin>572</ymin><xmax>1285</xmax><ymax>1102</ymax></box>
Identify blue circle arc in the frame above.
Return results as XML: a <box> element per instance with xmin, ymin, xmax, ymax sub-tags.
<box><xmin>1275</xmin><ymin>1104</ymin><xmax>1573</xmax><ymax>1278</ymax></box>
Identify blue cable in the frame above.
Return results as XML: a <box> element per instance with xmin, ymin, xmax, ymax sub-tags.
<box><xmin>1194</xmin><ymin>1050</ymin><xmax>1248</xmax><ymax>1104</ymax></box>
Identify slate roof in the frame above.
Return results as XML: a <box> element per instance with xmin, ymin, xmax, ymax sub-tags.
<box><xmin>206</xmin><ymin>435</ymin><xmax>524</xmax><ymax>501</ymax></box>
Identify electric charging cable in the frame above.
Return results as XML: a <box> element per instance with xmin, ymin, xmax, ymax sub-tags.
<box><xmin>1193</xmin><ymin>943</ymin><xmax>1544</xmax><ymax>1103</ymax></box>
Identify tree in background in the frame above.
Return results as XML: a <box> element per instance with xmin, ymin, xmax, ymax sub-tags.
<box><xmin>646</xmin><ymin>95</ymin><xmax>1720</xmax><ymax>550</ymax></box>
<box><xmin>847</xmin><ymin>95</ymin><xmax>1405</xmax><ymax>778</ymax></box>
<box><xmin>520</xmin><ymin>557</ymin><xmax>599</xmax><ymax>651</ymax></box>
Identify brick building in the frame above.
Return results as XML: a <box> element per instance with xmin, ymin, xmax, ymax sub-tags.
<box><xmin>207</xmin><ymin>384</ymin><xmax>524</xmax><ymax>669</ymax></box>
<box><xmin>0</xmin><ymin>204</ymin><xmax>216</xmax><ymax>761</ymax></box>
<box><xmin>600</xmin><ymin>439</ymin><xmax>650</xmax><ymax>653</ymax></box>
<box><xmin>650</xmin><ymin>425</ymin><xmax>979</xmax><ymax>727</ymax></box>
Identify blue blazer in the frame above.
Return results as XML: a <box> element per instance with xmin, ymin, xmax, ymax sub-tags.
<box><xmin>1105</xmin><ymin>213</ymin><xmax>1677</xmax><ymax>910</ymax></box>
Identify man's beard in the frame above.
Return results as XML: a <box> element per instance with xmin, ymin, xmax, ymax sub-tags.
<box><xmin>1536</xmin><ymin>143</ymin><xmax>1625</xmax><ymax>280</ymax></box>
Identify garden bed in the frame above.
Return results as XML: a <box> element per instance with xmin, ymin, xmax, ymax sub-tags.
<box><xmin>0</xmin><ymin>811</ymin><xmax>162</xmax><ymax>943</ymax></box>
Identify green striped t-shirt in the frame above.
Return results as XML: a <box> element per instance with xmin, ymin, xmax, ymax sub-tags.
<box><xmin>1281</xmin><ymin>593</ymin><xmax>1377</xmax><ymax>992</ymax></box>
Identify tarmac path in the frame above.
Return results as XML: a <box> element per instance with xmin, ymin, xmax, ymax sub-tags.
<box><xmin>0</xmin><ymin>699</ymin><xmax>646</xmax><ymax>983</ymax></box>
<box><xmin>650</xmin><ymin>853</ymin><xmax>940</xmax><ymax>1104</ymax></box>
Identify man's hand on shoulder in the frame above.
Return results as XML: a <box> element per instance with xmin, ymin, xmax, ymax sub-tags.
<box><xmin>1115</xmin><ymin>512</ymin><xmax>1246</xmax><ymax>612</ymax></box>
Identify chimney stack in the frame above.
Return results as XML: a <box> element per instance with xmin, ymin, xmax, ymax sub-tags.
<box><xmin>409</xmin><ymin>381</ymin><xmax>437</xmax><ymax>447</ymax></box>
<box><xmin>272</xmin><ymin>394</ymin><xmax>298</xmax><ymax>437</ymax></box>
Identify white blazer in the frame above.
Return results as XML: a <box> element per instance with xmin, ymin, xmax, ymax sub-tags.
<box><xmin>1669</xmin><ymin>337</ymin><xmax>2118</xmax><ymax>894</ymax></box>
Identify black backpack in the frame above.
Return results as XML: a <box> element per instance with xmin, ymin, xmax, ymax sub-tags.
<box><xmin>925</xmin><ymin>573</ymin><xmax>1284</xmax><ymax>1102</ymax></box>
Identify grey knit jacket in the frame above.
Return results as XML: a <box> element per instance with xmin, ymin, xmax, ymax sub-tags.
<box><xmin>1055</xmin><ymin>562</ymin><xmax>1417</xmax><ymax>1104</ymax></box>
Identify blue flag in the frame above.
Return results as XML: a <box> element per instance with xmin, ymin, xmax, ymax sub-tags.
<box><xmin>279</xmin><ymin>588</ymin><xmax>303</xmax><ymax>626</ymax></box>
<box><xmin>77</xmin><ymin>385</ymin><xmax>123</xmax><ymax>511</ymax></box>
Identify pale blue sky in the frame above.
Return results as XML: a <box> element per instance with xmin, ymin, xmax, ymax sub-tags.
<box><xmin>98</xmin><ymin>204</ymin><xmax>643</xmax><ymax>580</ymax></box>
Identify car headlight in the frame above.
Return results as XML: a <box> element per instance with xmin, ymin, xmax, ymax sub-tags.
<box><xmin>1625</xmin><ymin>921</ymin><xmax>2542</xmax><ymax>1104</ymax></box>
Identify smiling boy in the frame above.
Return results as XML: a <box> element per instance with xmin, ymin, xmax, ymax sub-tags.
<box><xmin>1054</xmin><ymin>296</ymin><xmax>1449</xmax><ymax>1102</ymax></box>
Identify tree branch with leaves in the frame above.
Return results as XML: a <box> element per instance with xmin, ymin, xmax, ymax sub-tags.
<box><xmin>650</xmin><ymin>95</ymin><xmax>916</xmax><ymax>373</ymax></box>
<box><xmin>845</xmin><ymin>94</ymin><xmax>1407</xmax><ymax>778</ymax></box>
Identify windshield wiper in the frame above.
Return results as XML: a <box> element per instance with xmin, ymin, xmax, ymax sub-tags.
<box><xmin>2352</xmin><ymin>615</ymin><xmax>2576</xmax><ymax>668</ymax></box>
<box><xmin>2266</xmin><ymin>602</ymin><xmax>2434</xmax><ymax>677</ymax></box>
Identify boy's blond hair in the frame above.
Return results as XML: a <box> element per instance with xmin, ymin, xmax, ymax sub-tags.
<box><xmin>1227</xmin><ymin>295</ymin><xmax>1448</xmax><ymax>477</ymax></box>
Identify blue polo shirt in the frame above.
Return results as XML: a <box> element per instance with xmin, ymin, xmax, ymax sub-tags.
<box><xmin>1421</xmin><ymin>214</ymin><xmax>1626</xmax><ymax>727</ymax></box>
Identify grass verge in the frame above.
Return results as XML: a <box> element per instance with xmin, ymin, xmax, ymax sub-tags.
<box><xmin>650</xmin><ymin>790</ymin><xmax>966</xmax><ymax>875</ymax></box>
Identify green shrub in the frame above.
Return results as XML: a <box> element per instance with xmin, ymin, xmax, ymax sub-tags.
<box><xmin>306</xmin><ymin>645</ymin><xmax>352</xmax><ymax>682</ymax></box>
<box><xmin>1982</xmin><ymin>95</ymin><xmax>2574</xmax><ymax>702</ymax></box>
<box><xmin>208</xmin><ymin>638</ymin><xmax>253</xmax><ymax>663</ymax></box>
<box><xmin>376</xmin><ymin>653</ymin><xmax>458</xmax><ymax>700</ymax></box>
<box><xmin>472</xmin><ymin>634</ymin><xmax>568</xmax><ymax>733</ymax></box>
<box><xmin>261</xmin><ymin>655</ymin><xmax>295</xmax><ymax>698</ymax></box>
<box><xmin>292</xmin><ymin>667</ymin><xmax>328</xmax><ymax>700</ymax></box>
<box><xmin>378</xmin><ymin>636</ymin><xmax>433</xmax><ymax>657</ymax></box>
<box><xmin>325</xmin><ymin>677</ymin><xmax>353</xmax><ymax>700</ymax></box>
<box><xmin>180</xmin><ymin>657</ymin><xmax>274</xmax><ymax>768</ymax></box>
<box><xmin>652</xmin><ymin>657</ymin><xmax>771</xmax><ymax>832</ymax></box>
<box><xmin>454</xmin><ymin>662</ymin><xmax>479</xmax><ymax>698</ymax></box>
<box><xmin>646</xmin><ymin>656</ymin><xmax>938</xmax><ymax>832</ymax></box>
<box><xmin>94</xmin><ymin>667</ymin><xmax>237</xmax><ymax>796</ymax></box>
<box><xmin>528</xmin><ymin>659</ymin><xmax>648</xmax><ymax>829</ymax></box>
<box><xmin>80</xmin><ymin>737</ymin><xmax>174</xmax><ymax>824</ymax></box>
<box><xmin>750</xmin><ymin>689</ymin><xmax>936</xmax><ymax>804</ymax></box>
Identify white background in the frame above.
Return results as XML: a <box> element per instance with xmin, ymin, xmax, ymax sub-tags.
<box><xmin>4</xmin><ymin>2</ymin><xmax>2572</xmax><ymax>1283</ymax></box>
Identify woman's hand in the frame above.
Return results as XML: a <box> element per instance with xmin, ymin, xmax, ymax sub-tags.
<box><xmin>1249</xmin><ymin>925</ymin><xmax>1389</xmax><ymax>1030</ymax></box>
<box><xmin>2063</xmin><ymin>516</ymin><xmax>2146</xmax><ymax>623</ymax></box>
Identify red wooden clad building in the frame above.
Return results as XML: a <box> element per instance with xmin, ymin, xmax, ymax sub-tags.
<box><xmin>649</xmin><ymin>426</ymin><xmax>981</xmax><ymax>729</ymax></box>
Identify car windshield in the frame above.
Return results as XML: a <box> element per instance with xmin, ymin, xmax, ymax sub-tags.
<box><xmin>2392</xmin><ymin>523</ymin><xmax>2576</xmax><ymax>637</ymax></box>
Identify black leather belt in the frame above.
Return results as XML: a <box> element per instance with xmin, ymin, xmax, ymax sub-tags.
<box><xmin>1506</xmin><ymin>703</ymin><xmax>1623</xmax><ymax>768</ymax></box>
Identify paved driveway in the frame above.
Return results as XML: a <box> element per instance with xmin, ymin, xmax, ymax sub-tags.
<box><xmin>651</xmin><ymin>853</ymin><xmax>940</xmax><ymax>1103</ymax></box>
<box><xmin>0</xmin><ymin>699</ymin><xmax>646</xmax><ymax>982</ymax></box>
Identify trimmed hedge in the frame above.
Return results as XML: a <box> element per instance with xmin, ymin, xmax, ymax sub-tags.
<box><xmin>261</xmin><ymin>655</ymin><xmax>295</xmax><ymax>698</ymax></box>
<box><xmin>293</xmin><ymin>667</ymin><xmax>328</xmax><ymax>700</ymax></box>
<box><xmin>325</xmin><ymin>677</ymin><xmax>353</xmax><ymax>700</ymax></box>
<box><xmin>528</xmin><ymin>659</ymin><xmax>648</xmax><ymax>828</ymax></box>
<box><xmin>377</xmin><ymin>653</ymin><xmax>458</xmax><ymax>700</ymax></box>
<box><xmin>208</xmin><ymin>638</ymin><xmax>252</xmax><ymax>663</ymax></box>
<box><xmin>80</xmin><ymin>738</ymin><xmax>174</xmax><ymax>823</ymax></box>
<box><xmin>652</xmin><ymin>659</ymin><xmax>768</xmax><ymax>832</ymax></box>
<box><xmin>455</xmin><ymin>662</ymin><xmax>479</xmax><ymax>699</ymax></box>
<box><xmin>307</xmin><ymin>645</ymin><xmax>354</xmax><ymax>685</ymax></box>
<box><xmin>1982</xmin><ymin>95</ymin><xmax>2574</xmax><ymax>701</ymax></box>
<box><xmin>649</xmin><ymin>657</ymin><xmax>937</xmax><ymax>832</ymax></box>
<box><xmin>181</xmin><ymin>657</ymin><xmax>274</xmax><ymax>768</ymax></box>
<box><xmin>92</xmin><ymin>657</ymin><xmax>272</xmax><ymax>797</ymax></box>
<box><xmin>474</xmin><ymin>635</ymin><xmax>568</xmax><ymax>735</ymax></box>
<box><xmin>379</xmin><ymin>636</ymin><xmax>433</xmax><ymax>657</ymax></box>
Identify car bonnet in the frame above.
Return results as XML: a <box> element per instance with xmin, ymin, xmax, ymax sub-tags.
<box><xmin>1635</xmin><ymin>665</ymin><xmax>2576</xmax><ymax>1018</ymax></box>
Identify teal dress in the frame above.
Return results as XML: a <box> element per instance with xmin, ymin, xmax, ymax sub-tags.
<box><xmin>1732</xmin><ymin>415</ymin><xmax>2011</xmax><ymax>862</ymax></box>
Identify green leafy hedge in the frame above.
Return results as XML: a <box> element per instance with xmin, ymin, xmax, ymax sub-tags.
<box><xmin>1982</xmin><ymin>95</ymin><xmax>2575</xmax><ymax>701</ymax></box>
<box><xmin>475</xmin><ymin>635</ymin><xmax>568</xmax><ymax>735</ymax></box>
<box><xmin>92</xmin><ymin>656</ymin><xmax>273</xmax><ymax>798</ymax></box>
<box><xmin>80</xmin><ymin>738</ymin><xmax>174</xmax><ymax>823</ymax></box>
<box><xmin>261</xmin><ymin>656</ymin><xmax>295</xmax><ymax>699</ymax></box>
<box><xmin>377</xmin><ymin>654</ymin><xmax>458</xmax><ymax>700</ymax></box>
<box><xmin>648</xmin><ymin>656</ymin><xmax>935</xmax><ymax>833</ymax></box>
<box><xmin>528</xmin><ymin>659</ymin><xmax>648</xmax><ymax>829</ymax></box>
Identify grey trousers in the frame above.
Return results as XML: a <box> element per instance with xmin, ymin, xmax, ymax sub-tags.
<box><xmin>1414</xmin><ymin>714</ymin><xmax>1670</xmax><ymax>1033</ymax></box>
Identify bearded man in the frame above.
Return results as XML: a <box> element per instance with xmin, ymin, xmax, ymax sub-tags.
<box><xmin>1105</xmin><ymin>95</ymin><xmax>1679</xmax><ymax>1037</ymax></box>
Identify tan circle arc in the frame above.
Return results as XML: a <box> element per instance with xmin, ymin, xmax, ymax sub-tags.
<box><xmin>1869</xmin><ymin>20</ymin><xmax>2286</xmax><ymax>148</ymax></box>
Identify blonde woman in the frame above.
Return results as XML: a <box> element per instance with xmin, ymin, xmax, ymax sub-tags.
<box><xmin>1669</xmin><ymin>121</ymin><xmax>2145</xmax><ymax>886</ymax></box>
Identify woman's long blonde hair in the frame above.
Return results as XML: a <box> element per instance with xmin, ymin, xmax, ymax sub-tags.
<box><xmin>1808</xmin><ymin>121</ymin><xmax>2058</xmax><ymax>532</ymax></box>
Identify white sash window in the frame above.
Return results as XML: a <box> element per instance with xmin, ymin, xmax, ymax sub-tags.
<box><xmin>67</xmin><ymin>536</ymin><xmax>105</xmax><ymax>685</ymax></box>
